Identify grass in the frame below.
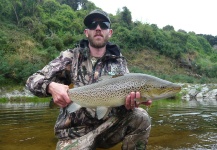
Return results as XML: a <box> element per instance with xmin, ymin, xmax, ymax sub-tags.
<box><xmin>0</xmin><ymin>96</ymin><xmax>51</xmax><ymax>103</ymax></box>
<box><xmin>124</xmin><ymin>50</ymin><xmax>217</xmax><ymax>84</ymax></box>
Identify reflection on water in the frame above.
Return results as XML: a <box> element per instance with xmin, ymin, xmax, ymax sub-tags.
<box><xmin>147</xmin><ymin>99</ymin><xmax>217</xmax><ymax>150</ymax></box>
<box><xmin>0</xmin><ymin>99</ymin><xmax>217</xmax><ymax>150</ymax></box>
<box><xmin>0</xmin><ymin>102</ymin><xmax>59</xmax><ymax>150</ymax></box>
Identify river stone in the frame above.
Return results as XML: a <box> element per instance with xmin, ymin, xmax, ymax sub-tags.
<box><xmin>204</xmin><ymin>89</ymin><xmax>217</xmax><ymax>99</ymax></box>
<box><xmin>188</xmin><ymin>89</ymin><xmax>200</xmax><ymax>97</ymax></box>
<box><xmin>196</xmin><ymin>92</ymin><xmax>203</xmax><ymax>99</ymax></box>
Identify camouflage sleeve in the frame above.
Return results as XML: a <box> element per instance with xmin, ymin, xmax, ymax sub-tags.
<box><xmin>120</xmin><ymin>53</ymin><xmax>130</xmax><ymax>74</ymax></box>
<box><xmin>26</xmin><ymin>49</ymin><xmax>75</xmax><ymax>97</ymax></box>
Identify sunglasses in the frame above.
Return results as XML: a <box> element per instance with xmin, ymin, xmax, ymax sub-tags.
<box><xmin>87</xmin><ymin>21</ymin><xmax>110</xmax><ymax>30</ymax></box>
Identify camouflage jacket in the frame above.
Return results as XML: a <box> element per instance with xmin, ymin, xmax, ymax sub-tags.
<box><xmin>26</xmin><ymin>39</ymin><xmax>130</xmax><ymax>139</ymax></box>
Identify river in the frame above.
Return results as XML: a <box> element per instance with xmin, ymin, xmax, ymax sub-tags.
<box><xmin>0</xmin><ymin>98</ymin><xmax>217</xmax><ymax>150</ymax></box>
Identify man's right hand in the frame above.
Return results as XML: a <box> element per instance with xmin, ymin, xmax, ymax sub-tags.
<box><xmin>48</xmin><ymin>82</ymin><xmax>71</xmax><ymax>108</ymax></box>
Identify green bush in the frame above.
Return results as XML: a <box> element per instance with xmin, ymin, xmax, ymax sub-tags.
<box><xmin>1</xmin><ymin>0</ymin><xmax>217</xmax><ymax>85</ymax></box>
<box><xmin>43</xmin><ymin>34</ymin><xmax>64</xmax><ymax>50</ymax></box>
<box><xmin>210</xmin><ymin>54</ymin><xmax>217</xmax><ymax>63</ymax></box>
<box><xmin>45</xmin><ymin>46</ymin><xmax>59</xmax><ymax>60</ymax></box>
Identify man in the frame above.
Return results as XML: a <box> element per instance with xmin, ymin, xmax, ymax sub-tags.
<box><xmin>26</xmin><ymin>9</ymin><xmax>151</xmax><ymax>150</ymax></box>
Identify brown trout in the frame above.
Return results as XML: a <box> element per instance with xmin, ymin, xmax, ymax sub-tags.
<box><xmin>67</xmin><ymin>73</ymin><xmax>181</xmax><ymax>119</ymax></box>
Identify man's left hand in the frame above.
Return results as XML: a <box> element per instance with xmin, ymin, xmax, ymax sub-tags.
<box><xmin>125</xmin><ymin>92</ymin><xmax>152</xmax><ymax>110</ymax></box>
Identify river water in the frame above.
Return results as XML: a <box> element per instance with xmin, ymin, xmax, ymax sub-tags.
<box><xmin>0</xmin><ymin>98</ymin><xmax>217</xmax><ymax>150</ymax></box>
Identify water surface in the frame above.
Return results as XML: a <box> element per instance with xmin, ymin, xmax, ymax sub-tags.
<box><xmin>147</xmin><ymin>98</ymin><xmax>217</xmax><ymax>150</ymax></box>
<box><xmin>0</xmin><ymin>98</ymin><xmax>217</xmax><ymax>150</ymax></box>
<box><xmin>0</xmin><ymin>102</ymin><xmax>58</xmax><ymax>150</ymax></box>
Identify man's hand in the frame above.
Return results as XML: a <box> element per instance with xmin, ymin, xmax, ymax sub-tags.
<box><xmin>125</xmin><ymin>92</ymin><xmax>152</xmax><ymax>110</ymax></box>
<box><xmin>48</xmin><ymin>82</ymin><xmax>71</xmax><ymax>108</ymax></box>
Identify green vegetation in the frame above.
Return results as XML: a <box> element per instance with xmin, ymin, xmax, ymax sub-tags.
<box><xmin>0</xmin><ymin>96</ymin><xmax>51</xmax><ymax>103</ymax></box>
<box><xmin>1</xmin><ymin>0</ymin><xmax>217</xmax><ymax>87</ymax></box>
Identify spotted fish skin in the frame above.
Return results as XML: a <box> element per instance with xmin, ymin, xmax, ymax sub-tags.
<box><xmin>67</xmin><ymin>73</ymin><xmax>181</xmax><ymax>119</ymax></box>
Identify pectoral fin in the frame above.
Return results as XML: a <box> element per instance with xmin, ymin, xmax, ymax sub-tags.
<box><xmin>96</xmin><ymin>107</ymin><xmax>111</xmax><ymax>120</ymax></box>
<box><xmin>67</xmin><ymin>103</ymin><xmax>81</xmax><ymax>113</ymax></box>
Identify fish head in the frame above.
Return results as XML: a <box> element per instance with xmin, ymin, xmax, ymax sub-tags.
<box><xmin>139</xmin><ymin>78</ymin><xmax>182</xmax><ymax>101</ymax></box>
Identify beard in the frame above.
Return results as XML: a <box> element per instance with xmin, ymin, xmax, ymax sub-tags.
<box><xmin>88</xmin><ymin>34</ymin><xmax>109</xmax><ymax>48</ymax></box>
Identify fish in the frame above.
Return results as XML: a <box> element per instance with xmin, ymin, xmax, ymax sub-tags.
<box><xmin>67</xmin><ymin>73</ymin><xmax>181</xmax><ymax>119</ymax></box>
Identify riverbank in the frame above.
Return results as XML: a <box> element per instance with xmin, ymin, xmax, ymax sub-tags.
<box><xmin>180</xmin><ymin>83</ymin><xmax>217</xmax><ymax>101</ymax></box>
<box><xmin>0</xmin><ymin>86</ymin><xmax>50</xmax><ymax>102</ymax></box>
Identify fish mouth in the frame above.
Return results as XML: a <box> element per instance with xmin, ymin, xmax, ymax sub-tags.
<box><xmin>153</xmin><ymin>86</ymin><xmax>182</xmax><ymax>100</ymax></box>
<box><xmin>167</xmin><ymin>86</ymin><xmax>182</xmax><ymax>95</ymax></box>
<box><xmin>139</xmin><ymin>85</ymin><xmax>182</xmax><ymax>101</ymax></box>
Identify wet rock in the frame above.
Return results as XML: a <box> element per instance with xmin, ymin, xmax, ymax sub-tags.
<box><xmin>196</xmin><ymin>92</ymin><xmax>203</xmax><ymax>99</ymax></box>
<box><xmin>188</xmin><ymin>89</ymin><xmax>200</xmax><ymax>98</ymax></box>
<box><xmin>181</xmin><ymin>83</ymin><xmax>217</xmax><ymax>101</ymax></box>
<box><xmin>0</xmin><ymin>87</ymin><xmax>34</xmax><ymax>98</ymax></box>
<box><xmin>204</xmin><ymin>89</ymin><xmax>217</xmax><ymax>99</ymax></box>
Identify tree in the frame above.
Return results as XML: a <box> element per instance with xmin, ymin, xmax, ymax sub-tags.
<box><xmin>8</xmin><ymin>0</ymin><xmax>22</xmax><ymax>25</ymax></box>
<box><xmin>120</xmin><ymin>6</ymin><xmax>132</xmax><ymax>27</ymax></box>
<box><xmin>178</xmin><ymin>29</ymin><xmax>187</xmax><ymax>33</ymax></box>
<box><xmin>163</xmin><ymin>25</ymin><xmax>175</xmax><ymax>31</ymax></box>
<box><xmin>19</xmin><ymin>0</ymin><xmax>44</xmax><ymax>17</ymax></box>
<box><xmin>42</xmin><ymin>0</ymin><xmax>61</xmax><ymax>18</ymax></box>
<box><xmin>130</xmin><ymin>24</ymin><xmax>155</xmax><ymax>49</ymax></box>
<box><xmin>58</xmin><ymin>0</ymin><xmax>88</xmax><ymax>10</ymax></box>
<box><xmin>0</xmin><ymin>0</ymin><xmax>13</xmax><ymax>21</ymax></box>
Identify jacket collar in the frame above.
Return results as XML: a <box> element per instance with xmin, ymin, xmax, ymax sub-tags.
<box><xmin>79</xmin><ymin>39</ymin><xmax>121</xmax><ymax>58</ymax></box>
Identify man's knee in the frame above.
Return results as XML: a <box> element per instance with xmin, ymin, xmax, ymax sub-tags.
<box><xmin>122</xmin><ymin>108</ymin><xmax>151</xmax><ymax>150</ymax></box>
<box><xmin>132</xmin><ymin>108</ymin><xmax>151</xmax><ymax>130</ymax></box>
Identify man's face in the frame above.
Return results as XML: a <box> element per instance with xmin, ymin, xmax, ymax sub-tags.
<box><xmin>84</xmin><ymin>18</ymin><xmax>113</xmax><ymax>48</ymax></box>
